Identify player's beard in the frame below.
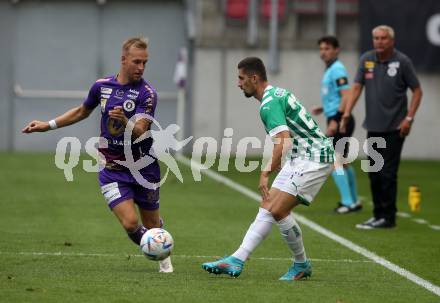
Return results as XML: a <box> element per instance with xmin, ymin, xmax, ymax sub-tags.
<box><xmin>131</xmin><ymin>75</ymin><xmax>142</xmax><ymax>82</ymax></box>
<box><xmin>243</xmin><ymin>87</ymin><xmax>255</xmax><ymax>98</ymax></box>
<box><xmin>129</xmin><ymin>71</ymin><xmax>143</xmax><ymax>83</ymax></box>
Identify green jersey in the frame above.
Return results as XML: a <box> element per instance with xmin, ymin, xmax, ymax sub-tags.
<box><xmin>259</xmin><ymin>85</ymin><xmax>334</xmax><ymax>163</ymax></box>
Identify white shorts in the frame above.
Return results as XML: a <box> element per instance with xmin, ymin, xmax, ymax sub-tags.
<box><xmin>271</xmin><ymin>158</ymin><xmax>333</xmax><ymax>205</ymax></box>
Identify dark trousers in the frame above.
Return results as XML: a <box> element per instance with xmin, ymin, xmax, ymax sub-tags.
<box><xmin>367</xmin><ymin>131</ymin><xmax>405</xmax><ymax>223</ymax></box>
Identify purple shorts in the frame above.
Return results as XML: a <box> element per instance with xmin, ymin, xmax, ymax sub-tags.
<box><xmin>98</xmin><ymin>162</ymin><xmax>161</xmax><ymax>210</ymax></box>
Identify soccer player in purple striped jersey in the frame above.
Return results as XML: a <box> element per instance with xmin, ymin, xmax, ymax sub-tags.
<box><xmin>22</xmin><ymin>37</ymin><xmax>173</xmax><ymax>272</ymax></box>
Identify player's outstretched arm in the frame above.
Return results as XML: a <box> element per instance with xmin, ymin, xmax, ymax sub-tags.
<box><xmin>22</xmin><ymin>104</ymin><xmax>93</xmax><ymax>134</ymax></box>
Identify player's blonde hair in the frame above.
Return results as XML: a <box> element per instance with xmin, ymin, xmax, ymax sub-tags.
<box><xmin>372</xmin><ymin>25</ymin><xmax>395</xmax><ymax>39</ymax></box>
<box><xmin>122</xmin><ymin>37</ymin><xmax>148</xmax><ymax>55</ymax></box>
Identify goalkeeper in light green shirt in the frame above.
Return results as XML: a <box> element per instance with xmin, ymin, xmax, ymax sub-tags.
<box><xmin>202</xmin><ymin>57</ymin><xmax>334</xmax><ymax>281</ymax></box>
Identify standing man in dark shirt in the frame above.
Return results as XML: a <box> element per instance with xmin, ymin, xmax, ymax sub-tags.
<box><xmin>341</xmin><ymin>25</ymin><xmax>422</xmax><ymax>229</ymax></box>
<box><xmin>22</xmin><ymin>37</ymin><xmax>173</xmax><ymax>271</ymax></box>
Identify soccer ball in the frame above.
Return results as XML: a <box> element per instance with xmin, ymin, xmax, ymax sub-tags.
<box><xmin>140</xmin><ymin>228</ymin><xmax>174</xmax><ymax>261</ymax></box>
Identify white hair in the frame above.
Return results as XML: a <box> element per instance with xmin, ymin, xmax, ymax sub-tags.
<box><xmin>372</xmin><ymin>25</ymin><xmax>395</xmax><ymax>39</ymax></box>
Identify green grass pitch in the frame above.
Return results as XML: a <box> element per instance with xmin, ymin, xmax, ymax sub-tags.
<box><xmin>0</xmin><ymin>153</ymin><xmax>439</xmax><ymax>302</ymax></box>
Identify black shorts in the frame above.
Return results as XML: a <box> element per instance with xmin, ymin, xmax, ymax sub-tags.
<box><xmin>327</xmin><ymin>113</ymin><xmax>355</xmax><ymax>157</ymax></box>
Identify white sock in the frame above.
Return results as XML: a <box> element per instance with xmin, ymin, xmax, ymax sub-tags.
<box><xmin>232</xmin><ymin>208</ymin><xmax>275</xmax><ymax>262</ymax></box>
<box><xmin>277</xmin><ymin>213</ymin><xmax>307</xmax><ymax>263</ymax></box>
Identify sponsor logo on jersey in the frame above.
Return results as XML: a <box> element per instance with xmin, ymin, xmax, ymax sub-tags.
<box><xmin>129</xmin><ymin>89</ymin><xmax>139</xmax><ymax>95</ymax></box>
<box><xmin>100</xmin><ymin>98</ymin><xmax>108</xmax><ymax>113</ymax></box>
<box><xmin>123</xmin><ymin>99</ymin><xmax>135</xmax><ymax>112</ymax></box>
<box><xmin>101</xmin><ymin>87</ymin><xmax>113</xmax><ymax>94</ymax></box>
<box><xmin>387</xmin><ymin>68</ymin><xmax>397</xmax><ymax>77</ymax></box>
<box><xmin>274</xmin><ymin>88</ymin><xmax>286</xmax><ymax>97</ymax></box>
<box><xmin>387</xmin><ymin>62</ymin><xmax>399</xmax><ymax>77</ymax></box>
<box><xmin>107</xmin><ymin>118</ymin><xmax>124</xmax><ymax>136</ymax></box>
<box><xmin>115</xmin><ymin>89</ymin><xmax>124</xmax><ymax>99</ymax></box>
<box><xmin>336</xmin><ymin>77</ymin><xmax>348</xmax><ymax>87</ymax></box>
<box><xmin>127</xmin><ymin>94</ymin><xmax>138</xmax><ymax>100</ymax></box>
<box><xmin>365</xmin><ymin>61</ymin><xmax>375</xmax><ymax>69</ymax></box>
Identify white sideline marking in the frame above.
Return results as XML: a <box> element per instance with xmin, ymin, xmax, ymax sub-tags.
<box><xmin>413</xmin><ymin>218</ymin><xmax>429</xmax><ymax>225</ymax></box>
<box><xmin>397</xmin><ymin>212</ymin><xmax>439</xmax><ymax>231</ymax></box>
<box><xmin>397</xmin><ymin>212</ymin><xmax>412</xmax><ymax>218</ymax></box>
<box><xmin>176</xmin><ymin>155</ymin><xmax>440</xmax><ymax>297</ymax></box>
<box><xmin>0</xmin><ymin>251</ymin><xmax>371</xmax><ymax>263</ymax></box>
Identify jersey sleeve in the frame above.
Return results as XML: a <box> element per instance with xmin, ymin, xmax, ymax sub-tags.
<box><xmin>136</xmin><ymin>87</ymin><xmax>158</xmax><ymax>120</ymax></box>
<box><xmin>401</xmin><ymin>56</ymin><xmax>420</xmax><ymax>89</ymax></box>
<box><xmin>260</xmin><ymin>98</ymin><xmax>289</xmax><ymax>137</ymax></box>
<box><xmin>332</xmin><ymin>66</ymin><xmax>350</xmax><ymax>91</ymax></box>
<box><xmin>82</xmin><ymin>81</ymin><xmax>100</xmax><ymax>109</ymax></box>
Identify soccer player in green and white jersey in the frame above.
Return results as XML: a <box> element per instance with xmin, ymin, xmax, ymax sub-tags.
<box><xmin>202</xmin><ymin>57</ymin><xmax>334</xmax><ymax>280</ymax></box>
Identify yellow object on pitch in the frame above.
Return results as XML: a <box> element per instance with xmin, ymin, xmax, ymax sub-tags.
<box><xmin>408</xmin><ymin>185</ymin><xmax>421</xmax><ymax>212</ymax></box>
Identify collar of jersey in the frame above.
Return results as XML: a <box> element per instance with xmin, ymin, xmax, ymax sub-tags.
<box><xmin>264</xmin><ymin>85</ymin><xmax>273</xmax><ymax>93</ymax></box>
<box><xmin>112</xmin><ymin>74</ymin><xmax>143</xmax><ymax>87</ymax></box>
<box><xmin>374</xmin><ymin>49</ymin><xmax>397</xmax><ymax>63</ymax></box>
<box><xmin>262</xmin><ymin>85</ymin><xmax>274</xmax><ymax>99</ymax></box>
<box><xmin>261</xmin><ymin>85</ymin><xmax>274</xmax><ymax>107</ymax></box>
<box><xmin>326</xmin><ymin>58</ymin><xmax>338</xmax><ymax>69</ymax></box>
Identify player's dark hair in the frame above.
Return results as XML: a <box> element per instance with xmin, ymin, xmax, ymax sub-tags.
<box><xmin>317</xmin><ymin>36</ymin><xmax>340</xmax><ymax>48</ymax></box>
<box><xmin>237</xmin><ymin>57</ymin><xmax>267</xmax><ymax>81</ymax></box>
